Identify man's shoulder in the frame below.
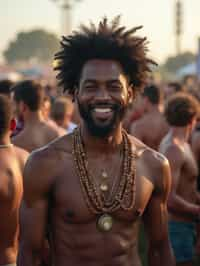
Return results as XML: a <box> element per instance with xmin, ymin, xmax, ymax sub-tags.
<box><xmin>23</xmin><ymin>134</ymin><xmax>74</xmax><ymax>192</ymax></box>
<box><xmin>13</xmin><ymin>144</ymin><xmax>29</xmax><ymax>160</ymax></box>
<box><xmin>130</xmin><ymin>136</ymin><xmax>170</xmax><ymax>193</ymax></box>
<box><xmin>27</xmin><ymin>133</ymin><xmax>73</xmax><ymax>168</ymax></box>
<box><xmin>129</xmin><ymin>133</ymin><xmax>168</xmax><ymax>169</ymax></box>
<box><xmin>42</xmin><ymin>120</ymin><xmax>66</xmax><ymax>137</ymax></box>
<box><xmin>160</xmin><ymin>139</ymin><xmax>185</xmax><ymax>163</ymax></box>
<box><xmin>129</xmin><ymin>134</ymin><xmax>169</xmax><ymax>191</ymax></box>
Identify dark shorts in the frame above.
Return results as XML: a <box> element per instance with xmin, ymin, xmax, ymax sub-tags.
<box><xmin>168</xmin><ymin>220</ymin><xmax>196</xmax><ymax>263</ymax></box>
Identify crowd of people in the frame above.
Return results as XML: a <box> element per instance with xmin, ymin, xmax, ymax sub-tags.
<box><xmin>0</xmin><ymin>16</ymin><xmax>200</xmax><ymax>266</ymax></box>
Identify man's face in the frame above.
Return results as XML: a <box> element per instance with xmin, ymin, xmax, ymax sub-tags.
<box><xmin>42</xmin><ymin>100</ymin><xmax>51</xmax><ymax>120</ymax></box>
<box><xmin>164</xmin><ymin>85</ymin><xmax>175</xmax><ymax>99</ymax></box>
<box><xmin>63</xmin><ymin>108</ymin><xmax>73</xmax><ymax>128</ymax></box>
<box><xmin>77</xmin><ymin>59</ymin><xmax>132</xmax><ymax>137</ymax></box>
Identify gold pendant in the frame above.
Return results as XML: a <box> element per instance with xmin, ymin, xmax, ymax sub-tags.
<box><xmin>97</xmin><ymin>214</ymin><xmax>113</xmax><ymax>232</ymax></box>
<box><xmin>102</xmin><ymin>170</ymin><xmax>108</xmax><ymax>179</ymax></box>
<box><xmin>100</xmin><ymin>182</ymin><xmax>109</xmax><ymax>192</ymax></box>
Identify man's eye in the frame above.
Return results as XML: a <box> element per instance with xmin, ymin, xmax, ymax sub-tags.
<box><xmin>85</xmin><ymin>85</ymin><xmax>96</xmax><ymax>90</ymax></box>
<box><xmin>109</xmin><ymin>85</ymin><xmax>121</xmax><ymax>91</ymax></box>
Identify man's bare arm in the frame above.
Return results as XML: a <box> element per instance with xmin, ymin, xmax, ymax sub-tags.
<box><xmin>143</xmin><ymin>156</ymin><xmax>175</xmax><ymax>266</ymax></box>
<box><xmin>165</xmin><ymin>145</ymin><xmax>200</xmax><ymax>216</ymax></box>
<box><xmin>17</xmin><ymin>150</ymin><xmax>53</xmax><ymax>266</ymax></box>
<box><xmin>191</xmin><ymin>133</ymin><xmax>200</xmax><ymax>204</ymax></box>
<box><xmin>191</xmin><ymin>131</ymin><xmax>200</xmax><ymax>163</ymax></box>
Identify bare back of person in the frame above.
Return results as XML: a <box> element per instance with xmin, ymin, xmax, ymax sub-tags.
<box><xmin>12</xmin><ymin>120</ymin><xmax>65</xmax><ymax>152</ymax></box>
<box><xmin>19</xmin><ymin>132</ymin><xmax>172</xmax><ymax>266</ymax></box>
<box><xmin>159</xmin><ymin>133</ymin><xmax>198</xmax><ymax>222</ymax></box>
<box><xmin>191</xmin><ymin>127</ymin><xmax>200</xmax><ymax>190</ymax></box>
<box><xmin>0</xmin><ymin>146</ymin><xmax>28</xmax><ymax>266</ymax></box>
<box><xmin>131</xmin><ymin>110</ymin><xmax>169</xmax><ymax>150</ymax></box>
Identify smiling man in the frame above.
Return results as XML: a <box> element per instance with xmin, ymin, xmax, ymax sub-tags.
<box><xmin>18</xmin><ymin>17</ymin><xmax>175</xmax><ymax>266</ymax></box>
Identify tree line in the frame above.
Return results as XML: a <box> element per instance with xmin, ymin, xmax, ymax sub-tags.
<box><xmin>3</xmin><ymin>29</ymin><xmax>196</xmax><ymax>75</ymax></box>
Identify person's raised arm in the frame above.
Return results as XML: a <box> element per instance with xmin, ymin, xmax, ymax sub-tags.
<box><xmin>17</xmin><ymin>150</ymin><xmax>53</xmax><ymax>266</ymax></box>
<box><xmin>143</xmin><ymin>156</ymin><xmax>175</xmax><ymax>266</ymax></box>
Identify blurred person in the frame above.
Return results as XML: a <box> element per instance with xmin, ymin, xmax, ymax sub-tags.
<box><xmin>45</xmin><ymin>84</ymin><xmax>58</xmax><ymax>102</ymax></box>
<box><xmin>191</xmin><ymin>117</ymin><xmax>200</xmax><ymax>191</ymax></box>
<box><xmin>70</xmin><ymin>100</ymin><xmax>81</xmax><ymax>126</ymax></box>
<box><xmin>41</xmin><ymin>95</ymin><xmax>66</xmax><ymax>136</ymax></box>
<box><xmin>191</xmin><ymin>118</ymin><xmax>200</xmax><ymax>261</ymax></box>
<box><xmin>130</xmin><ymin>84</ymin><xmax>169</xmax><ymax>150</ymax></box>
<box><xmin>159</xmin><ymin>92</ymin><xmax>200</xmax><ymax>266</ymax></box>
<box><xmin>42</xmin><ymin>95</ymin><xmax>52</xmax><ymax>121</ymax></box>
<box><xmin>11</xmin><ymin>80</ymin><xmax>64</xmax><ymax>152</ymax></box>
<box><xmin>183</xmin><ymin>74</ymin><xmax>198</xmax><ymax>93</ymax></box>
<box><xmin>0</xmin><ymin>95</ymin><xmax>28</xmax><ymax>266</ymax></box>
<box><xmin>18</xmin><ymin>17</ymin><xmax>175</xmax><ymax>266</ymax></box>
<box><xmin>51</xmin><ymin>96</ymin><xmax>77</xmax><ymax>133</ymax></box>
<box><xmin>123</xmin><ymin>93</ymin><xmax>146</xmax><ymax>132</ymax></box>
<box><xmin>164</xmin><ymin>82</ymin><xmax>183</xmax><ymax>100</ymax></box>
<box><xmin>0</xmin><ymin>79</ymin><xmax>14</xmax><ymax>98</ymax></box>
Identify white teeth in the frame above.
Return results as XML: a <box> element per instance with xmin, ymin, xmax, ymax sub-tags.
<box><xmin>94</xmin><ymin>108</ymin><xmax>112</xmax><ymax>113</ymax></box>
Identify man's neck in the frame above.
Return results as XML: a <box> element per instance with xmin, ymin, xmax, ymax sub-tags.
<box><xmin>0</xmin><ymin>134</ymin><xmax>11</xmax><ymax>146</ymax></box>
<box><xmin>24</xmin><ymin>111</ymin><xmax>44</xmax><ymax>127</ymax></box>
<box><xmin>170</xmin><ymin>126</ymin><xmax>190</xmax><ymax>142</ymax></box>
<box><xmin>146</xmin><ymin>104</ymin><xmax>160</xmax><ymax>114</ymax></box>
<box><xmin>81</xmin><ymin>124</ymin><xmax>123</xmax><ymax>154</ymax></box>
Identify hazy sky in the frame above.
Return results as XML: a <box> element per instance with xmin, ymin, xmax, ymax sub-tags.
<box><xmin>0</xmin><ymin>0</ymin><xmax>200</xmax><ymax>64</ymax></box>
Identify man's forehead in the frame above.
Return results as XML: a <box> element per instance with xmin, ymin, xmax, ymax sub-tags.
<box><xmin>81</xmin><ymin>59</ymin><xmax>126</xmax><ymax>81</ymax></box>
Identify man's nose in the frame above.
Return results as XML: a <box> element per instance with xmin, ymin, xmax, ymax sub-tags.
<box><xmin>95</xmin><ymin>86</ymin><xmax>111</xmax><ymax>100</ymax></box>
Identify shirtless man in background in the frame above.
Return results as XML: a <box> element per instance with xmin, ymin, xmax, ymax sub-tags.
<box><xmin>191</xmin><ymin>120</ymin><xmax>200</xmax><ymax>191</ymax></box>
<box><xmin>0</xmin><ymin>95</ymin><xmax>28</xmax><ymax>266</ymax></box>
<box><xmin>51</xmin><ymin>96</ymin><xmax>76</xmax><ymax>133</ymax></box>
<box><xmin>18</xmin><ymin>17</ymin><xmax>175</xmax><ymax>266</ymax></box>
<box><xmin>191</xmin><ymin>117</ymin><xmax>200</xmax><ymax>260</ymax></box>
<box><xmin>159</xmin><ymin>92</ymin><xmax>200</xmax><ymax>266</ymax></box>
<box><xmin>130</xmin><ymin>84</ymin><xmax>169</xmax><ymax>150</ymax></box>
<box><xmin>11</xmin><ymin>80</ymin><xmax>65</xmax><ymax>152</ymax></box>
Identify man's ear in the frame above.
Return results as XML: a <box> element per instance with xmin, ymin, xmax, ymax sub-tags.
<box><xmin>19</xmin><ymin>101</ymin><xmax>27</xmax><ymax>112</ymax></box>
<box><xmin>73</xmin><ymin>87</ymin><xmax>79</xmax><ymax>102</ymax></box>
<box><xmin>10</xmin><ymin>118</ymin><xmax>17</xmax><ymax>132</ymax></box>
<box><xmin>127</xmin><ymin>85</ymin><xmax>134</xmax><ymax>104</ymax></box>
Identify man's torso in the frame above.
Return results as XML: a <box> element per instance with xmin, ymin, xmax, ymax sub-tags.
<box><xmin>0</xmin><ymin>148</ymin><xmax>24</xmax><ymax>265</ymax></box>
<box><xmin>35</xmin><ymin>133</ymin><xmax>165</xmax><ymax>266</ymax></box>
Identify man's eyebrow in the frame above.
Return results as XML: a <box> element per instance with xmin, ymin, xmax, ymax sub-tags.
<box><xmin>107</xmin><ymin>79</ymin><xmax>122</xmax><ymax>83</ymax></box>
<box><xmin>83</xmin><ymin>79</ymin><xmax>97</xmax><ymax>84</ymax></box>
<box><xmin>83</xmin><ymin>79</ymin><xmax>122</xmax><ymax>84</ymax></box>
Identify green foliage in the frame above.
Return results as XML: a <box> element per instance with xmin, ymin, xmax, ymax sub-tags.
<box><xmin>163</xmin><ymin>51</ymin><xmax>196</xmax><ymax>74</ymax></box>
<box><xmin>3</xmin><ymin>29</ymin><xmax>60</xmax><ymax>63</ymax></box>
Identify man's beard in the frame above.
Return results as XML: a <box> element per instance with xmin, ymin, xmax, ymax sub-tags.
<box><xmin>77</xmin><ymin>99</ymin><xmax>127</xmax><ymax>138</ymax></box>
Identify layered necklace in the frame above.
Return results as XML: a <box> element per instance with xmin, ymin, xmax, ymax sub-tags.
<box><xmin>0</xmin><ymin>143</ymin><xmax>13</xmax><ymax>149</ymax></box>
<box><xmin>72</xmin><ymin>127</ymin><xmax>136</xmax><ymax>232</ymax></box>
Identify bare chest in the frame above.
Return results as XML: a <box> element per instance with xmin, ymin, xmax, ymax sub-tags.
<box><xmin>51</xmin><ymin>160</ymin><xmax>154</xmax><ymax>225</ymax></box>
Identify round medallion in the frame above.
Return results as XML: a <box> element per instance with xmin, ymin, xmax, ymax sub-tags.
<box><xmin>100</xmin><ymin>183</ymin><xmax>109</xmax><ymax>192</ymax></box>
<box><xmin>102</xmin><ymin>170</ymin><xmax>108</xmax><ymax>179</ymax></box>
<box><xmin>97</xmin><ymin>214</ymin><xmax>113</xmax><ymax>232</ymax></box>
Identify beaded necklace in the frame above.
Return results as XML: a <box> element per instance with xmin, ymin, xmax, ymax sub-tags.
<box><xmin>72</xmin><ymin>127</ymin><xmax>136</xmax><ymax>231</ymax></box>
